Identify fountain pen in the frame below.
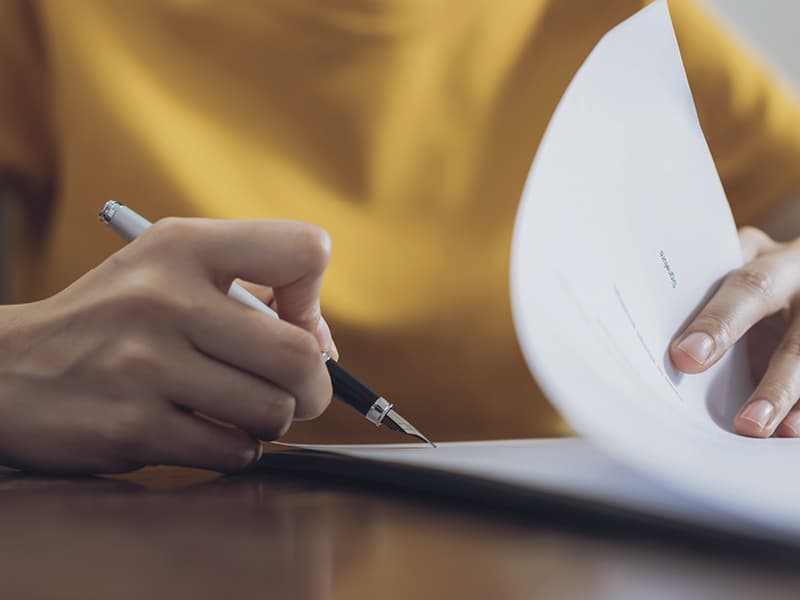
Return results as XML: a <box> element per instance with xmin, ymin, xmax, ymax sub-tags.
<box><xmin>98</xmin><ymin>201</ymin><xmax>435</xmax><ymax>447</ymax></box>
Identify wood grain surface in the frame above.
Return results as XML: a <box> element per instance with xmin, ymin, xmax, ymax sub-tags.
<box><xmin>0</xmin><ymin>459</ymin><xmax>797</xmax><ymax>600</ymax></box>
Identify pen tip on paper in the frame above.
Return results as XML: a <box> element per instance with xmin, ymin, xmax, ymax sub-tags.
<box><xmin>383</xmin><ymin>410</ymin><xmax>437</xmax><ymax>448</ymax></box>
<box><xmin>410</xmin><ymin>430</ymin><xmax>437</xmax><ymax>448</ymax></box>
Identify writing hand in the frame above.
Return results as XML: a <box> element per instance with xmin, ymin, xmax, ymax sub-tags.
<box><xmin>0</xmin><ymin>218</ymin><xmax>336</xmax><ymax>472</ymax></box>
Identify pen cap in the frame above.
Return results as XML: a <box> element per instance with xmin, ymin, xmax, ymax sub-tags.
<box><xmin>100</xmin><ymin>201</ymin><xmax>151</xmax><ymax>241</ymax></box>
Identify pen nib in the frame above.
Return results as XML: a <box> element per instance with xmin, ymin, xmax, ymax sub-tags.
<box><xmin>383</xmin><ymin>410</ymin><xmax>437</xmax><ymax>448</ymax></box>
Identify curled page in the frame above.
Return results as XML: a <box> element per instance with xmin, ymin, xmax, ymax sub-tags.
<box><xmin>511</xmin><ymin>0</ymin><xmax>799</xmax><ymax>531</ymax></box>
<box><xmin>267</xmin><ymin>1</ymin><xmax>800</xmax><ymax>542</ymax></box>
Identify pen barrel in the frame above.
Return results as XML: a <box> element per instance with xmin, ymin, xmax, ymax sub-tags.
<box><xmin>325</xmin><ymin>359</ymin><xmax>382</xmax><ymax>416</ymax></box>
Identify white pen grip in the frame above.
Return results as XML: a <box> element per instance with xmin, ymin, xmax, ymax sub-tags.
<box><xmin>106</xmin><ymin>202</ymin><xmax>280</xmax><ymax>319</ymax></box>
<box><xmin>227</xmin><ymin>283</ymin><xmax>279</xmax><ymax>319</ymax></box>
<box><xmin>109</xmin><ymin>205</ymin><xmax>152</xmax><ymax>242</ymax></box>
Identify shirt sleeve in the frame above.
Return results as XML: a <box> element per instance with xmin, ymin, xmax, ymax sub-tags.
<box><xmin>666</xmin><ymin>0</ymin><xmax>800</xmax><ymax>226</ymax></box>
<box><xmin>0</xmin><ymin>0</ymin><xmax>52</xmax><ymax>202</ymax></box>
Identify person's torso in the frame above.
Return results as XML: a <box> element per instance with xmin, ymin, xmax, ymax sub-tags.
<box><xmin>16</xmin><ymin>0</ymin><xmax>647</xmax><ymax>441</ymax></box>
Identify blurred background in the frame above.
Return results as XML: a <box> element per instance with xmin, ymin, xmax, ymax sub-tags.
<box><xmin>708</xmin><ymin>0</ymin><xmax>800</xmax><ymax>242</ymax></box>
<box><xmin>0</xmin><ymin>1</ymin><xmax>797</xmax><ymax>304</ymax></box>
<box><xmin>709</xmin><ymin>0</ymin><xmax>800</xmax><ymax>84</ymax></box>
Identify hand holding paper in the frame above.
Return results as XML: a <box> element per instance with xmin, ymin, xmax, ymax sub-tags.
<box><xmin>278</xmin><ymin>0</ymin><xmax>800</xmax><ymax>542</ymax></box>
<box><xmin>670</xmin><ymin>226</ymin><xmax>800</xmax><ymax>438</ymax></box>
<box><xmin>510</xmin><ymin>0</ymin><xmax>799</xmax><ymax>533</ymax></box>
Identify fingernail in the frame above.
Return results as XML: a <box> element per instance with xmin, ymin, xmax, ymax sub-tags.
<box><xmin>777</xmin><ymin>416</ymin><xmax>800</xmax><ymax>437</ymax></box>
<box><xmin>738</xmin><ymin>399</ymin><xmax>775</xmax><ymax>432</ymax></box>
<box><xmin>677</xmin><ymin>332</ymin><xmax>715</xmax><ymax>365</ymax></box>
<box><xmin>243</xmin><ymin>442</ymin><xmax>264</xmax><ymax>471</ymax></box>
<box><xmin>316</xmin><ymin>316</ymin><xmax>338</xmax><ymax>360</ymax></box>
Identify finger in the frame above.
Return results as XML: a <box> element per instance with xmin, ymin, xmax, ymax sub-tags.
<box><xmin>670</xmin><ymin>254</ymin><xmax>800</xmax><ymax>374</ymax></box>
<box><xmin>775</xmin><ymin>405</ymin><xmax>800</xmax><ymax>437</ymax></box>
<box><xmin>313</xmin><ymin>315</ymin><xmax>338</xmax><ymax>361</ymax></box>
<box><xmin>166</xmin><ymin>349</ymin><xmax>296</xmax><ymax>440</ymax></box>
<box><xmin>142</xmin><ymin>408</ymin><xmax>262</xmax><ymax>472</ymax></box>
<box><xmin>182</xmin><ymin>290</ymin><xmax>333</xmax><ymax>421</ymax></box>
<box><xmin>146</xmin><ymin>218</ymin><xmax>331</xmax><ymax>336</ymax></box>
<box><xmin>238</xmin><ymin>279</ymin><xmax>338</xmax><ymax>359</ymax></box>
<box><xmin>734</xmin><ymin>315</ymin><xmax>800</xmax><ymax>437</ymax></box>
<box><xmin>738</xmin><ymin>226</ymin><xmax>775</xmax><ymax>263</ymax></box>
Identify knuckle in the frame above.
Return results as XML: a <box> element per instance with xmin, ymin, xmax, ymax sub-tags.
<box><xmin>103</xmin><ymin>275</ymin><xmax>185</xmax><ymax>327</ymax></box>
<box><xmin>292</xmin><ymin>307</ymin><xmax>323</xmax><ymax>336</ymax></box>
<box><xmin>694</xmin><ymin>312</ymin><xmax>736</xmax><ymax>348</ymax></box>
<box><xmin>90</xmin><ymin>269</ymin><xmax>182</xmax><ymax>329</ymax></box>
<box><xmin>730</xmin><ymin>267</ymin><xmax>774</xmax><ymax>298</ymax></box>
<box><xmin>780</xmin><ymin>331</ymin><xmax>800</xmax><ymax>358</ymax></box>
<box><xmin>136</xmin><ymin>218</ymin><xmax>205</xmax><ymax>263</ymax></box>
<box><xmin>118</xmin><ymin>280</ymin><xmax>173</xmax><ymax>314</ymax></box>
<box><xmin>123</xmin><ymin>342</ymin><xmax>163</xmax><ymax>381</ymax></box>
<box><xmin>295</xmin><ymin>223</ymin><xmax>332</xmax><ymax>270</ymax></box>
<box><xmin>102</xmin><ymin>338</ymin><xmax>164</xmax><ymax>383</ymax></box>
<box><xmin>143</xmin><ymin>217</ymin><xmax>194</xmax><ymax>245</ymax></box>
<box><xmin>757</xmin><ymin>382</ymin><xmax>796</xmax><ymax>410</ymax></box>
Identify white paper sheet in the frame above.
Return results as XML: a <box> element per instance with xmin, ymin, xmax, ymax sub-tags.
<box><xmin>298</xmin><ymin>438</ymin><xmax>777</xmax><ymax>538</ymax></box>
<box><xmin>290</xmin><ymin>0</ymin><xmax>800</xmax><ymax>539</ymax></box>
<box><xmin>509</xmin><ymin>0</ymin><xmax>800</xmax><ymax>534</ymax></box>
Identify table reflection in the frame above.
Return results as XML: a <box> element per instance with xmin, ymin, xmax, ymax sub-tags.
<box><xmin>0</xmin><ymin>468</ymin><xmax>798</xmax><ymax>600</ymax></box>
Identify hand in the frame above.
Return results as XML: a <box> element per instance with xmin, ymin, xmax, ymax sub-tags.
<box><xmin>0</xmin><ymin>218</ymin><xmax>338</xmax><ymax>473</ymax></box>
<box><xmin>670</xmin><ymin>226</ymin><xmax>800</xmax><ymax>438</ymax></box>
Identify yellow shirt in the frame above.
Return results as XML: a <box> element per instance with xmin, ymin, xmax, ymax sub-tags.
<box><xmin>1</xmin><ymin>0</ymin><xmax>799</xmax><ymax>443</ymax></box>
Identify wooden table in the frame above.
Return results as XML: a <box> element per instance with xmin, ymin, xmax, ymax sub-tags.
<box><xmin>0</xmin><ymin>460</ymin><xmax>798</xmax><ymax>600</ymax></box>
